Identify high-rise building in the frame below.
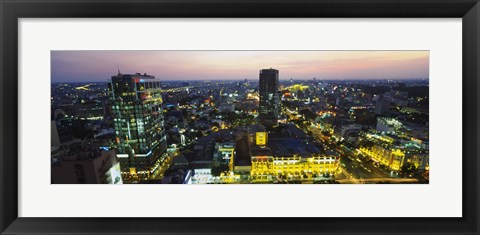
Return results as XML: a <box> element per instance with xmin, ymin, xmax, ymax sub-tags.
<box><xmin>109</xmin><ymin>71</ymin><xmax>167</xmax><ymax>180</ymax></box>
<box><xmin>259</xmin><ymin>68</ymin><xmax>280</xmax><ymax>128</ymax></box>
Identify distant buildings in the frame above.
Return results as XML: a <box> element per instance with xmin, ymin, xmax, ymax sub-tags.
<box><xmin>109</xmin><ymin>72</ymin><xmax>167</xmax><ymax>180</ymax></box>
<box><xmin>51</xmin><ymin>74</ymin><xmax>429</xmax><ymax>184</ymax></box>
<box><xmin>258</xmin><ymin>68</ymin><xmax>280</xmax><ymax>129</ymax></box>
<box><xmin>375</xmin><ymin>95</ymin><xmax>390</xmax><ymax>115</ymax></box>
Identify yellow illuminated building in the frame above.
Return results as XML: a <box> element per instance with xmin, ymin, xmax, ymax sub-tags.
<box><xmin>215</xmin><ymin>143</ymin><xmax>235</xmax><ymax>172</ymax></box>
<box><xmin>286</xmin><ymin>84</ymin><xmax>309</xmax><ymax>92</ymax></box>
<box><xmin>219</xmin><ymin>147</ymin><xmax>235</xmax><ymax>172</ymax></box>
<box><xmin>405</xmin><ymin>153</ymin><xmax>429</xmax><ymax>170</ymax></box>
<box><xmin>360</xmin><ymin>131</ymin><xmax>429</xmax><ymax>171</ymax></box>
<box><xmin>255</xmin><ymin>132</ymin><xmax>267</xmax><ymax>146</ymax></box>
<box><xmin>360</xmin><ymin>145</ymin><xmax>404</xmax><ymax>171</ymax></box>
<box><xmin>74</xmin><ymin>84</ymin><xmax>91</xmax><ymax>90</ymax></box>
<box><xmin>251</xmin><ymin>154</ymin><xmax>338</xmax><ymax>176</ymax></box>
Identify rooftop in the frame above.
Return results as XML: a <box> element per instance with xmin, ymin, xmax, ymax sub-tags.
<box><xmin>51</xmin><ymin>139</ymin><xmax>111</xmax><ymax>163</ymax></box>
<box><xmin>269</xmin><ymin>138</ymin><xmax>321</xmax><ymax>158</ymax></box>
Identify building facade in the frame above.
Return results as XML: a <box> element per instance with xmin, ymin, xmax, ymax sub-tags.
<box><xmin>251</xmin><ymin>154</ymin><xmax>339</xmax><ymax>178</ymax></box>
<box><xmin>51</xmin><ymin>142</ymin><xmax>122</xmax><ymax>184</ymax></box>
<box><xmin>109</xmin><ymin>72</ymin><xmax>167</xmax><ymax>180</ymax></box>
<box><xmin>359</xmin><ymin>131</ymin><xmax>429</xmax><ymax>172</ymax></box>
<box><xmin>258</xmin><ymin>68</ymin><xmax>280</xmax><ymax>128</ymax></box>
<box><xmin>360</xmin><ymin>144</ymin><xmax>405</xmax><ymax>171</ymax></box>
<box><xmin>213</xmin><ymin>142</ymin><xmax>235</xmax><ymax>172</ymax></box>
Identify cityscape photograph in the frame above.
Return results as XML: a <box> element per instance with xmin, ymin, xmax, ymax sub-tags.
<box><xmin>51</xmin><ymin>51</ymin><xmax>429</xmax><ymax>184</ymax></box>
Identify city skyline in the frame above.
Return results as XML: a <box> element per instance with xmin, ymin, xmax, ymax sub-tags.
<box><xmin>51</xmin><ymin>51</ymin><xmax>429</xmax><ymax>82</ymax></box>
<box><xmin>51</xmin><ymin>51</ymin><xmax>429</xmax><ymax>185</ymax></box>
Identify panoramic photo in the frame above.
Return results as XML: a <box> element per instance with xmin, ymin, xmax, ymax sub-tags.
<box><xmin>51</xmin><ymin>51</ymin><xmax>429</xmax><ymax>184</ymax></box>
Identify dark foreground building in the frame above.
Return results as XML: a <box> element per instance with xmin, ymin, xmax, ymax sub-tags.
<box><xmin>51</xmin><ymin>140</ymin><xmax>122</xmax><ymax>184</ymax></box>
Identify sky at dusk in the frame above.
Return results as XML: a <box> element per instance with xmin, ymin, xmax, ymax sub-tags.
<box><xmin>51</xmin><ymin>51</ymin><xmax>429</xmax><ymax>82</ymax></box>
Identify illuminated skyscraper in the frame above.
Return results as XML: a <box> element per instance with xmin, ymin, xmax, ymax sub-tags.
<box><xmin>259</xmin><ymin>68</ymin><xmax>280</xmax><ymax>128</ymax></box>
<box><xmin>109</xmin><ymin>71</ymin><xmax>167</xmax><ymax>180</ymax></box>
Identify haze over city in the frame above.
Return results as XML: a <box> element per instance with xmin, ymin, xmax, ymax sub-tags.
<box><xmin>51</xmin><ymin>51</ymin><xmax>429</xmax><ymax>82</ymax></box>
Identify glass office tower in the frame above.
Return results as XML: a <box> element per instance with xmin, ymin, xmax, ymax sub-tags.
<box><xmin>259</xmin><ymin>68</ymin><xmax>280</xmax><ymax>129</ymax></box>
<box><xmin>109</xmin><ymin>71</ymin><xmax>167</xmax><ymax>180</ymax></box>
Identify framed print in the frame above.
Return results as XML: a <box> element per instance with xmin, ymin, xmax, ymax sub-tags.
<box><xmin>1</xmin><ymin>0</ymin><xmax>479</xmax><ymax>234</ymax></box>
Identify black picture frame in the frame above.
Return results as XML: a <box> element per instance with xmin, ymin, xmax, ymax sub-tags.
<box><xmin>1</xmin><ymin>0</ymin><xmax>479</xmax><ymax>234</ymax></box>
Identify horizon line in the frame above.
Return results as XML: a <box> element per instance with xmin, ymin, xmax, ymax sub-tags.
<box><xmin>52</xmin><ymin>78</ymin><xmax>429</xmax><ymax>83</ymax></box>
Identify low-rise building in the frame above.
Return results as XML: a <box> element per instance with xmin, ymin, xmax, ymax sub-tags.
<box><xmin>51</xmin><ymin>140</ymin><xmax>122</xmax><ymax>184</ymax></box>
<box><xmin>251</xmin><ymin>154</ymin><xmax>338</xmax><ymax>177</ymax></box>
<box><xmin>360</xmin><ymin>144</ymin><xmax>405</xmax><ymax>171</ymax></box>
<box><xmin>359</xmin><ymin>132</ymin><xmax>429</xmax><ymax>171</ymax></box>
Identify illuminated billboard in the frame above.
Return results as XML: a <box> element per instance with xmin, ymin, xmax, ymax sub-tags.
<box><xmin>256</xmin><ymin>132</ymin><xmax>267</xmax><ymax>146</ymax></box>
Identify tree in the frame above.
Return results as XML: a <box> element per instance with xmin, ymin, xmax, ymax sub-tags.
<box><xmin>401</xmin><ymin>162</ymin><xmax>417</xmax><ymax>176</ymax></box>
<box><xmin>300</xmin><ymin>109</ymin><xmax>316</xmax><ymax>121</ymax></box>
<box><xmin>359</xmin><ymin>140</ymin><xmax>374</xmax><ymax>149</ymax></box>
<box><xmin>211</xmin><ymin>164</ymin><xmax>229</xmax><ymax>176</ymax></box>
<box><xmin>195</xmin><ymin>131</ymin><xmax>204</xmax><ymax>138</ymax></box>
